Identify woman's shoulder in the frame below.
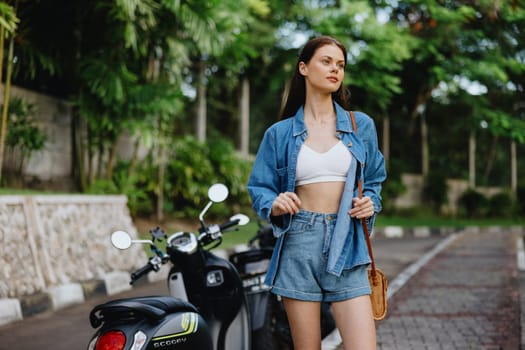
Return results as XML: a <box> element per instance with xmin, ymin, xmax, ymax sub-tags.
<box><xmin>264</xmin><ymin>117</ymin><xmax>294</xmax><ymax>135</ymax></box>
<box><xmin>350</xmin><ymin>110</ymin><xmax>377</xmax><ymax>132</ymax></box>
<box><xmin>351</xmin><ymin>110</ymin><xmax>373</xmax><ymax>123</ymax></box>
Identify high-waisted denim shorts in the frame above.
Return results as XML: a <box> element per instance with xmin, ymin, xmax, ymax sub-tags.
<box><xmin>272</xmin><ymin>210</ymin><xmax>371</xmax><ymax>302</ymax></box>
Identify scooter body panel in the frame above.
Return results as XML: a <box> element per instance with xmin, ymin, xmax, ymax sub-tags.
<box><xmin>89</xmin><ymin>311</ymin><xmax>212</xmax><ymax>350</ymax></box>
<box><xmin>168</xmin><ymin>251</ymin><xmax>251</xmax><ymax>350</ymax></box>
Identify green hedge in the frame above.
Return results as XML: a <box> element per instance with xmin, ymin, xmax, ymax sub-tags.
<box><xmin>88</xmin><ymin>136</ymin><xmax>253</xmax><ymax>219</ymax></box>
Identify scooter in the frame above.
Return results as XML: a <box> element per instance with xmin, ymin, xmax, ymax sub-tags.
<box><xmin>87</xmin><ymin>183</ymin><xmax>279</xmax><ymax>350</ymax></box>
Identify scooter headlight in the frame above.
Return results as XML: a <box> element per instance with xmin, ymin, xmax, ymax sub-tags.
<box><xmin>167</xmin><ymin>232</ymin><xmax>198</xmax><ymax>254</ymax></box>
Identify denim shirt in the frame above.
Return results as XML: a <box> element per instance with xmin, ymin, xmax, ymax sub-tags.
<box><xmin>247</xmin><ymin>102</ymin><xmax>386</xmax><ymax>282</ymax></box>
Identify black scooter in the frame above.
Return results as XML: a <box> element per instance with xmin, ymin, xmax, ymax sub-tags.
<box><xmin>88</xmin><ymin>184</ymin><xmax>280</xmax><ymax>350</ymax></box>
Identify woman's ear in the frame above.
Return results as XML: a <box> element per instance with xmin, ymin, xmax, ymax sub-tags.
<box><xmin>298</xmin><ymin>61</ymin><xmax>307</xmax><ymax>76</ymax></box>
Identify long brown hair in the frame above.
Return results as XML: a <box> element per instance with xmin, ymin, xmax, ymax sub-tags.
<box><xmin>280</xmin><ymin>36</ymin><xmax>350</xmax><ymax>119</ymax></box>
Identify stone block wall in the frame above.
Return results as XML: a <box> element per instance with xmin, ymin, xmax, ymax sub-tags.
<box><xmin>0</xmin><ymin>195</ymin><xmax>147</xmax><ymax>299</ymax></box>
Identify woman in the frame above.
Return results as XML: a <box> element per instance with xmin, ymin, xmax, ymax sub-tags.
<box><xmin>247</xmin><ymin>35</ymin><xmax>386</xmax><ymax>350</ymax></box>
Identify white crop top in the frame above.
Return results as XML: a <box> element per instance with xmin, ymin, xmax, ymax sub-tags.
<box><xmin>295</xmin><ymin>140</ymin><xmax>352</xmax><ymax>186</ymax></box>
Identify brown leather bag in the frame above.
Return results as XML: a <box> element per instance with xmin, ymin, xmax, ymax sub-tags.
<box><xmin>361</xmin><ymin>198</ymin><xmax>388</xmax><ymax>320</ymax></box>
<box><xmin>350</xmin><ymin>111</ymin><xmax>388</xmax><ymax>321</ymax></box>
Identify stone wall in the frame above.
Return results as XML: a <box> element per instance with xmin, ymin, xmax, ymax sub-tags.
<box><xmin>393</xmin><ymin>173</ymin><xmax>504</xmax><ymax>215</ymax></box>
<box><xmin>0</xmin><ymin>195</ymin><xmax>147</xmax><ymax>299</ymax></box>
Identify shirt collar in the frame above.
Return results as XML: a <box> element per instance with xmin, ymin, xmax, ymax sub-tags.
<box><xmin>291</xmin><ymin>102</ymin><xmax>352</xmax><ymax>137</ymax></box>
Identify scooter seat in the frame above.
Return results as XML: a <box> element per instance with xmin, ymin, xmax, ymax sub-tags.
<box><xmin>90</xmin><ymin>296</ymin><xmax>198</xmax><ymax>328</ymax></box>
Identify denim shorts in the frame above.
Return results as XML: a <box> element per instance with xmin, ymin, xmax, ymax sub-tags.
<box><xmin>272</xmin><ymin>210</ymin><xmax>371</xmax><ymax>302</ymax></box>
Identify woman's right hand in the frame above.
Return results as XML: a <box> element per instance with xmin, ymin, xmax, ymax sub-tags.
<box><xmin>271</xmin><ymin>192</ymin><xmax>302</xmax><ymax>216</ymax></box>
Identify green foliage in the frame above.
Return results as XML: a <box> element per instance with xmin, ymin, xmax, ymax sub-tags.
<box><xmin>4</xmin><ymin>0</ymin><xmax>525</xmax><ymax>223</ymax></box>
<box><xmin>4</xmin><ymin>97</ymin><xmax>47</xmax><ymax>174</ymax></box>
<box><xmin>166</xmin><ymin>136</ymin><xmax>252</xmax><ymax>218</ymax></box>
<box><xmin>86</xmin><ymin>159</ymin><xmax>155</xmax><ymax>217</ymax></box>
<box><xmin>423</xmin><ymin>172</ymin><xmax>448</xmax><ymax>214</ymax></box>
<box><xmin>457</xmin><ymin>188</ymin><xmax>489</xmax><ymax>218</ymax></box>
<box><xmin>380</xmin><ymin>159</ymin><xmax>406</xmax><ymax>214</ymax></box>
<box><xmin>487</xmin><ymin>192</ymin><xmax>515</xmax><ymax>219</ymax></box>
<box><xmin>518</xmin><ymin>185</ymin><xmax>525</xmax><ymax>217</ymax></box>
<box><xmin>207</xmin><ymin>138</ymin><xmax>253</xmax><ymax>210</ymax></box>
<box><xmin>0</xmin><ymin>1</ymin><xmax>18</xmax><ymax>33</ymax></box>
<box><xmin>86</xmin><ymin>136</ymin><xmax>253</xmax><ymax>219</ymax></box>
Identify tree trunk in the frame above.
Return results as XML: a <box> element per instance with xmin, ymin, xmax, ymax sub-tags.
<box><xmin>0</xmin><ymin>32</ymin><xmax>15</xmax><ymax>183</ymax></box>
<box><xmin>87</xmin><ymin>128</ymin><xmax>94</xmax><ymax>186</ymax></box>
<box><xmin>156</xmin><ymin>143</ymin><xmax>165</xmax><ymax>222</ymax></box>
<box><xmin>483</xmin><ymin>134</ymin><xmax>499</xmax><ymax>183</ymax></box>
<box><xmin>420</xmin><ymin>112</ymin><xmax>429</xmax><ymax>177</ymax></box>
<box><xmin>128</xmin><ymin>136</ymin><xmax>141</xmax><ymax>179</ymax></box>
<box><xmin>73</xmin><ymin>109</ymin><xmax>87</xmax><ymax>191</ymax></box>
<box><xmin>382</xmin><ymin>114</ymin><xmax>390</xmax><ymax>170</ymax></box>
<box><xmin>239</xmin><ymin>77</ymin><xmax>250</xmax><ymax>156</ymax></box>
<box><xmin>197</xmin><ymin>61</ymin><xmax>207</xmax><ymax>142</ymax></box>
<box><xmin>0</xmin><ymin>26</ymin><xmax>4</xmax><ymax>85</ymax></box>
<box><xmin>511</xmin><ymin>140</ymin><xmax>517</xmax><ymax>199</ymax></box>
<box><xmin>106</xmin><ymin>141</ymin><xmax>116</xmax><ymax>180</ymax></box>
<box><xmin>469</xmin><ymin>131</ymin><xmax>476</xmax><ymax>187</ymax></box>
<box><xmin>0</xmin><ymin>26</ymin><xmax>5</xmax><ymax>183</ymax></box>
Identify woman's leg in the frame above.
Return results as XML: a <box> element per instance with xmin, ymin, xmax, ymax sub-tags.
<box><xmin>331</xmin><ymin>295</ymin><xmax>376</xmax><ymax>350</ymax></box>
<box><xmin>283</xmin><ymin>297</ymin><xmax>322</xmax><ymax>350</ymax></box>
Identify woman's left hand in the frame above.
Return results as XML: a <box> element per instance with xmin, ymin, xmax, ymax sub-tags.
<box><xmin>349</xmin><ymin>196</ymin><xmax>375</xmax><ymax>219</ymax></box>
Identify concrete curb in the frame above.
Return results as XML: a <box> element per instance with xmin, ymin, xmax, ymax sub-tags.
<box><xmin>1</xmin><ymin>226</ymin><xmax>523</xmax><ymax>328</ymax></box>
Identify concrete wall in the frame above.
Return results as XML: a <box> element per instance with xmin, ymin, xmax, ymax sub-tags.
<box><xmin>394</xmin><ymin>173</ymin><xmax>504</xmax><ymax>214</ymax></box>
<box><xmin>4</xmin><ymin>85</ymin><xmax>148</xmax><ymax>190</ymax></box>
<box><xmin>4</xmin><ymin>86</ymin><xmax>74</xmax><ymax>189</ymax></box>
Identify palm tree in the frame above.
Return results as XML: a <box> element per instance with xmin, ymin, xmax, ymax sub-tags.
<box><xmin>0</xmin><ymin>0</ymin><xmax>18</xmax><ymax>183</ymax></box>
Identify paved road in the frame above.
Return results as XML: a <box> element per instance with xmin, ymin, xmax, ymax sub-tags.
<box><xmin>376</xmin><ymin>229</ymin><xmax>521</xmax><ymax>350</ymax></box>
<box><xmin>0</xmin><ymin>236</ymin><xmax>444</xmax><ymax>350</ymax></box>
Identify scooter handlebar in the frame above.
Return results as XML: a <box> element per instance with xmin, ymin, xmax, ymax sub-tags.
<box><xmin>130</xmin><ymin>263</ymin><xmax>155</xmax><ymax>284</ymax></box>
<box><xmin>219</xmin><ymin>218</ymin><xmax>240</xmax><ymax>232</ymax></box>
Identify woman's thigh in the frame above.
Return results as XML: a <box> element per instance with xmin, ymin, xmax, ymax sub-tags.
<box><xmin>282</xmin><ymin>297</ymin><xmax>322</xmax><ymax>350</ymax></box>
<box><xmin>331</xmin><ymin>295</ymin><xmax>376</xmax><ymax>350</ymax></box>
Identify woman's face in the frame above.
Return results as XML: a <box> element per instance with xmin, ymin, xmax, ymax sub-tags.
<box><xmin>299</xmin><ymin>43</ymin><xmax>345</xmax><ymax>94</ymax></box>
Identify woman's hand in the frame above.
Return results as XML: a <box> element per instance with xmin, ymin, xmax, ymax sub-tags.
<box><xmin>271</xmin><ymin>192</ymin><xmax>302</xmax><ymax>216</ymax></box>
<box><xmin>349</xmin><ymin>196</ymin><xmax>375</xmax><ymax>219</ymax></box>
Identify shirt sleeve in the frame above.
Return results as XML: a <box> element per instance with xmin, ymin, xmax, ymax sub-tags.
<box><xmin>356</xmin><ymin>112</ymin><xmax>387</xmax><ymax>214</ymax></box>
<box><xmin>247</xmin><ymin>127</ymin><xmax>279</xmax><ymax>224</ymax></box>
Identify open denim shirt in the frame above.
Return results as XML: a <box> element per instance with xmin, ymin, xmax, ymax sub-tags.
<box><xmin>247</xmin><ymin>102</ymin><xmax>386</xmax><ymax>284</ymax></box>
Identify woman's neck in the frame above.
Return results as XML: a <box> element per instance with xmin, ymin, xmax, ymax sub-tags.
<box><xmin>303</xmin><ymin>94</ymin><xmax>335</xmax><ymax>123</ymax></box>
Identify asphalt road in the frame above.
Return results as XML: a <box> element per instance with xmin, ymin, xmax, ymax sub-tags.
<box><xmin>0</xmin><ymin>235</ymin><xmax>444</xmax><ymax>350</ymax></box>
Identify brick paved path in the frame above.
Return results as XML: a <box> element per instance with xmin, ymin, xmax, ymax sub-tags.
<box><xmin>376</xmin><ymin>230</ymin><xmax>521</xmax><ymax>350</ymax></box>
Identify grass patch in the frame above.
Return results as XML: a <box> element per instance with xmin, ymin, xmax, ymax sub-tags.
<box><xmin>376</xmin><ymin>215</ymin><xmax>524</xmax><ymax>227</ymax></box>
<box><xmin>0</xmin><ymin>188</ymin><xmax>59</xmax><ymax>195</ymax></box>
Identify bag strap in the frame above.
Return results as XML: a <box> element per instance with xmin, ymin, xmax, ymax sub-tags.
<box><xmin>349</xmin><ymin>111</ymin><xmax>378</xmax><ymax>280</ymax></box>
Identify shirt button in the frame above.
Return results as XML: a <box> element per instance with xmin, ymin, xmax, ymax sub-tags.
<box><xmin>347</xmin><ymin>142</ymin><xmax>353</xmax><ymax>147</ymax></box>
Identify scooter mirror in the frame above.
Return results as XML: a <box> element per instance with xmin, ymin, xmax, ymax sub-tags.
<box><xmin>111</xmin><ymin>230</ymin><xmax>132</xmax><ymax>250</ymax></box>
<box><xmin>208</xmin><ymin>183</ymin><xmax>228</xmax><ymax>203</ymax></box>
<box><xmin>230</xmin><ymin>213</ymin><xmax>250</xmax><ymax>226</ymax></box>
